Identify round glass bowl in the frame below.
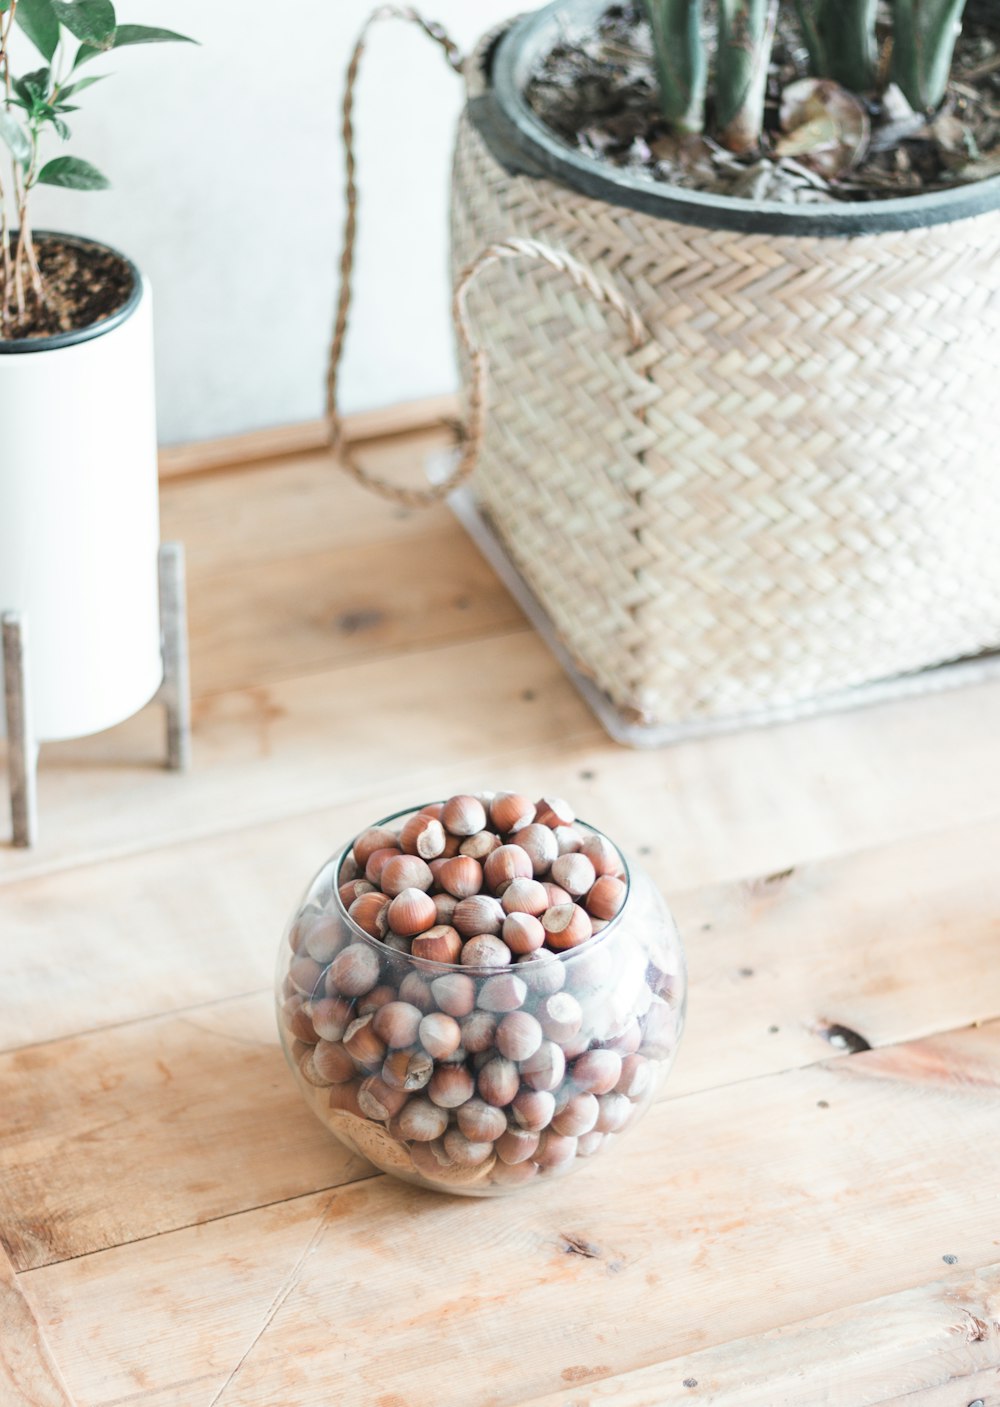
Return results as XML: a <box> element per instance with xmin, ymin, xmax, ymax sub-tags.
<box><xmin>276</xmin><ymin>803</ymin><xmax>686</xmax><ymax>1195</ymax></box>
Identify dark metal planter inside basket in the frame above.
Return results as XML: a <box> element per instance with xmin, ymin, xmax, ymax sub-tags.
<box><xmin>446</xmin><ymin>0</ymin><xmax>1000</xmax><ymax>743</ymax></box>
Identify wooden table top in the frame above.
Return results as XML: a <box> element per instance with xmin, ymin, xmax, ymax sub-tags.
<box><xmin>3</xmin><ymin>427</ymin><xmax>1000</xmax><ymax>1407</ymax></box>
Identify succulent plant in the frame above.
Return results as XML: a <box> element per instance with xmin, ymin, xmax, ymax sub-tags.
<box><xmin>643</xmin><ymin>0</ymin><xmax>970</xmax><ymax>152</ymax></box>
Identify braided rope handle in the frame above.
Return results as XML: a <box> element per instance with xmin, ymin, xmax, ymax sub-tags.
<box><xmin>326</xmin><ymin>8</ymin><xmax>651</xmax><ymax>509</ymax></box>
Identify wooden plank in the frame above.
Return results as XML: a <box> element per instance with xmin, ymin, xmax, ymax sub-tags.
<box><xmin>20</xmin><ymin>1022</ymin><xmax>1000</xmax><ymax>1407</ymax></box>
<box><xmin>4</xmin><ymin>812</ymin><xmax>998</xmax><ymax>1269</ymax></box>
<box><xmin>0</xmin><ymin>1249</ymin><xmax>73</xmax><ymax>1407</ymax></box>
<box><xmin>513</xmin><ymin>1265</ymin><xmax>1000</xmax><ymax>1407</ymax></box>
<box><xmin>183</xmin><ymin>524</ymin><xmax>526</xmax><ymax>698</ymax></box>
<box><xmin>157</xmin><ymin>395</ymin><xmax>460</xmax><ymax>480</ymax></box>
<box><xmin>0</xmin><ymin>994</ymin><xmax>372</xmax><ymax>1272</ymax></box>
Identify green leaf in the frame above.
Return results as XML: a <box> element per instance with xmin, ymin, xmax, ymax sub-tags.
<box><xmin>37</xmin><ymin>154</ymin><xmax>109</xmax><ymax>189</ymax></box>
<box><xmin>14</xmin><ymin>67</ymin><xmax>52</xmax><ymax>106</ymax></box>
<box><xmin>59</xmin><ymin>73</ymin><xmax>108</xmax><ymax>97</ymax></box>
<box><xmin>51</xmin><ymin>115</ymin><xmax>71</xmax><ymax>139</ymax></box>
<box><xmin>0</xmin><ymin>110</ymin><xmax>31</xmax><ymax>164</ymax></box>
<box><xmin>0</xmin><ymin>0</ymin><xmax>11</xmax><ymax>14</ymax></box>
<box><xmin>74</xmin><ymin>22</ymin><xmax>195</xmax><ymax>66</ymax></box>
<box><xmin>15</xmin><ymin>0</ymin><xmax>60</xmax><ymax>60</ymax></box>
<box><xmin>53</xmin><ymin>0</ymin><xmax>116</xmax><ymax>48</ymax></box>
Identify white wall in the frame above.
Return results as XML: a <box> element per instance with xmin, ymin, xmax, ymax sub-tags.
<box><xmin>24</xmin><ymin>1</ymin><xmax>531</xmax><ymax>444</ymax></box>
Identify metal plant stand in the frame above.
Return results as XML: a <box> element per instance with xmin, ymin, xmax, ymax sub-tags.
<box><xmin>3</xmin><ymin>541</ymin><xmax>191</xmax><ymax>848</ymax></box>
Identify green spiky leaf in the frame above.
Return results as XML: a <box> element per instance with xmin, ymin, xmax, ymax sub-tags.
<box><xmin>15</xmin><ymin>0</ymin><xmax>60</xmax><ymax>60</ymax></box>
<box><xmin>74</xmin><ymin>22</ymin><xmax>196</xmax><ymax>66</ymax></box>
<box><xmin>37</xmin><ymin>154</ymin><xmax>110</xmax><ymax>188</ymax></box>
<box><xmin>52</xmin><ymin>0</ymin><xmax>117</xmax><ymax>48</ymax></box>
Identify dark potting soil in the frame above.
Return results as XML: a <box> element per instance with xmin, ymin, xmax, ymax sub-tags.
<box><xmin>524</xmin><ymin>2</ymin><xmax>1000</xmax><ymax>204</ymax></box>
<box><xmin>3</xmin><ymin>234</ymin><xmax>134</xmax><ymax>341</ymax></box>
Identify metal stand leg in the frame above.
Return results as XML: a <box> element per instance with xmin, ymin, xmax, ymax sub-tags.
<box><xmin>157</xmin><ymin>542</ymin><xmax>192</xmax><ymax>772</ymax></box>
<box><xmin>2</xmin><ymin>613</ymin><xmax>38</xmax><ymax>848</ymax></box>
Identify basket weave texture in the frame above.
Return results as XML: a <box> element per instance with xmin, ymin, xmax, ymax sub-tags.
<box><xmin>450</xmin><ymin>69</ymin><xmax>1000</xmax><ymax>727</ymax></box>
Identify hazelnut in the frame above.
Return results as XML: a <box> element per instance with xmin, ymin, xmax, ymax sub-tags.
<box><xmin>495</xmin><ymin>1126</ymin><xmax>540</xmax><ymax>1165</ymax></box>
<box><xmin>542</xmin><ymin>904</ymin><xmax>592</xmax><ymax>950</ymax></box>
<box><xmin>328</xmin><ymin>943</ymin><xmax>381</xmax><ymax>997</ymax></box>
<box><xmin>398</xmin><ymin>972</ymin><xmax>435</xmax><ymax>1011</ymax></box>
<box><xmin>460</xmin><ymin>935</ymin><xmax>512</xmax><ymax>970</ymax></box>
<box><xmin>605</xmin><ymin>1018</ymin><xmax>643</xmax><ymax>1056</ymax></box>
<box><xmin>595</xmin><ymin>1092</ymin><xmax>632</xmax><ymax>1133</ymax></box>
<box><xmin>459</xmin><ymin>1010</ymin><xmax>498</xmax><ymax>1054</ymax></box>
<box><xmin>308</xmin><ymin>995</ymin><xmax>353</xmax><ymax>1042</ymax></box>
<box><xmin>358</xmin><ymin>1074</ymin><xmax>409</xmax><ymax>1122</ymax></box>
<box><xmin>570</xmin><ymin>1049</ymin><xmax>623</xmax><ymax>1095</ymax></box>
<box><xmin>616</xmin><ymin>1053</ymin><xmax>652</xmax><ymax>1100</ymax></box>
<box><xmin>358</xmin><ymin>983</ymin><xmax>396</xmax><ymax>1015</ymax></box>
<box><xmin>535</xmin><ymin>1130</ymin><xmax>578</xmax><ymax>1170</ymax></box>
<box><xmin>364</xmin><ymin>846</ymin><xmax>402</xmax><ymax>885</ymax></box>
<box><xmin>288</xmin><ymin>954</ymin><xmax>324</xmax><ymax>997</ymax></box>
<box><xmin>340</xmin><ymin>853</ymin><xmax>360</xmax><ymax>882</ymax></box>
<box><xmin>553</xmin><ymin>824</ymin><xmax>584</xmax><ymax>855</ymax></box>
<box><xmin>586</xmin><ymin>875</ymin><xmax>627</xmax><ymax>921</ymax></box>
<box><xmin>338</xmin><ymin>879</ymin><xmax>375</xmax><ymax>910</ymax></box>
<box><xmin>500</xmin><ymin>878</ymin><xmax>549</xmax><ymax>918</ymax></box>
<box><xmin>437</xmin><ymin>855</ymin><xmax>484</xmax><ymax>899</ymax></box>
<box><xmin>418</xmin><ymin>1011</ymin><xmax>462</xmax><ymax>1060</ymax></box>
<box><xmin>566</xmin><ymin>943</ymin><xmax>614</xmax><ymax>994</ymax></box>
<box><xmin>459</xmin><ymin>830</ymin><xmax>502</xmax><ymax>860</ymax></box>
<box><xmin>411</xmin><ymin>925</ymin><xmax>462</xmax><ymax>964</ymax></box>
<box><xmin>343</xmin><ymin>1014</ymin><xmax>387</xmax><ymax>1071</ymax></box>
<box><xmin>477</xmin><ymin>1056</ymin><xmax>520</xmax><ymax>1107</ymax></box>
<box><xmin>381</xmin><ymin>1047</ymin><xmax>434</xmax><ymax>1091</ymax></box>
<box><xmin>400</xmin><ymin>812</ymin><xmax>447</xmax><ymax>860</ymax></box>
<box><xmin>516</xmin><ymin>951</ymin><xmax>566</xmax><ymax>996</ymax></box>
<box><xmin>390</xmin><ymin>1096</ymin><xmax>448</xmax><ymax>1142</ymax></box>
<box><xmin>550</xmin><ymin>853</ymin><xmax>597</xmax><ymax>899</ymax></box>
<box><xmin>477</xmin><ymin>973</ymin><xmax>527</xmax><ymax>1012</ymax></box>
<box><xmin>419</xmin><ymin>802</ymin><xmax>444</xmax><ymax>820</ymax></box>
<box><xmin>511</xmin><ymin>1087</ymin><xmax>555</xmax><ymax>1131</ymax></box>
<box><xmin>641</xmin><ymin>996</ymin><xmax>677</xmax><ymax>1058</ymax></box>
<box><xmin>511</xmin><ymin>824</ymin><xmax>558</xmax><ymax>876</ymax></box>
<box><xmin>559</xmin><ymin>1028</ymin><xmax>591</xmax><ymax>1061</ymax></box>
<box><xmin>430</xmin><ymin>973</ymin><xmax>476</xmax><ymax>1017</ymax></box>
<box><xmin>490</xmin><ymin>1156</ymin><xmax>539</xmax><ymax>1186</ymax></box>
<box><xmin>352</xmin><ymin>826</ymin><xmax>402</xmax><ymax>868</ymax></box>
<box><xmin>428</xmin><ymin>1064</ymin><xmax>475</xmax><ymax>1109</ymax></box>
<box><xmin>495</xmin><ymin>1011</ymin><xmax>543</xmax><ymax>1062</ymax></box>
<box><xmin>453</xmin><ymin>895</ymin><xmax>505</xmax><ymax>937</ymax></box>
<box><xmin>534</xmin><ymin>796</ymin><xmax>575</xmax><ymax>828</ymax></box>
<box><xmin>576</xmin><ymin>1130</ymin><xmax>605</xmax><ymax>1157</ymax></box>
<box><xmin>348</xmin><ymin>892</ymin><xmax>390</xmax><ymax>939</ymax></box>
<box><xmin>371</xmin><ymin>1001</ymin><xmax>423</xmax><ymax>1048</ymax></box>
<box><xmin>441</xmin><ymin>794</ymin><xmax>487</xmax><ymax>837</ymax></box>
<box><xmin>537</xmin><ymin>991</ymin><xmax>583</xmax><ymax>1043</ymax></box>
<box><xmin>443</xmin><ymin>1128</ymin><xmax>494</xmax><ymax>1167</ymax></box>
<box><xmin>552</xmin><ymin>1091</ymin><xmax>599</xmax><ymax>1137</ymax></box>
<box><xmin>387</xmin><ymin>888</ymin><xmax>437</xmax><ymax>937</ymax></box>
<box><xmin>283</xmin><ymin>997</ymin><xmax>318</xmax><ymax>1044</ymax></box>
<box><xmin>298</xmin><ymin>1045</ymin><xmax>330</xmax><ymax>1086</ymax></box>
<box><xmin>502</xmin><ymin>912</ymin><xmax>545</xmax><ymax>955</ymax></box>
<box><xmin>520</xmin><ymin>1039</ymin><xmax>566</xmax><ymax>1092</ymax></box>
<box><xmin>581</xmin><ymin>833</ymin><xmax>624</xmax><ymax>877</ymax></box>
<box><xmin>380</xmin><ymin>854</ymin><xmax>434</xmax><ymax>898</ymax></box>
<box><xmin>484</xmin><ymin>844</ymin><xmax>534</xmax><ymax>894</ymax></box>
<box><xmin>543</xmin><ymin>882</ymin><xmax>572</xmax><ymax>907</ymax></box>
<box><xmin>433</xmin><ymin>892</ymin><xmax>459</xmax><ymax>926</ymax></box>
<box><xmin>457</xmin><ymin>1098</ymin><xmax>508</xmax><ymax>1142</ymax></box>
<box><xmin>381</xmin><ymin>932</ymin><xmax>412</xmax><ymax>957</ymax></box>
<box><xmin>489</xmin><ymin>792</ymin><xmax>535</xmax><ymax>833</ymax></box>
<box><xmin>300</xmin><ymin>913</ymin><xmax>349</xmax><ymax>964</ymax></box>
<box><xmin>328</xmin><ymin>1079</ymin><xmax>364</xmax><ymax>1117</ymax></box>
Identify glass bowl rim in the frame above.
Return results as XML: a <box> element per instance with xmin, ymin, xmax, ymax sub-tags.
<box><xmin>318</xmin><ymin>801</ymin><xmax>633</xmax><ymax>975</ymax></box>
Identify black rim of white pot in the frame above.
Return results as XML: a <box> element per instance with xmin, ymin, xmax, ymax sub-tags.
<box><xmin>475</xmin><ymin>0</ymin><xmax>1000</xmax><ymax>238</ymax></box>
<box><xmin>0</xmin><ymin>230</ymin><xmax>141</xmax><ymax>354</ymax></box>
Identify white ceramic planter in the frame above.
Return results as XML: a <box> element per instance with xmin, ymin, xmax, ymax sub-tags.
<box><xmin>0</xmin><ymin>234</ymin><xmax>162</xmax><ymax>742</ymax></box>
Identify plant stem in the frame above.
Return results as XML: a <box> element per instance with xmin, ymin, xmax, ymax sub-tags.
<box><xmin>715</xmin><ymin>0</ymin><xmax>779</xmax><ymax>153</ymax></box>
<box><xmin>891</xmin><ymin>0</ymin><xmax>969</xmax><ymax>110</ymax></box>
<box><xmin>643</xmin><ymin>0</ymin><xmax>707</xmax><ymax>133</ymax></box>
<box><xmin>795</xmin><ymin>0</ymin><xmax>879</xmax><ymax>91</ymax></box>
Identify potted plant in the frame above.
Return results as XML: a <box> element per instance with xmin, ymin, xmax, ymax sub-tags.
<box><xmin>0</xmin><ymin>0</ymin><xmax>193</xmax><ymax>842</ymax></box>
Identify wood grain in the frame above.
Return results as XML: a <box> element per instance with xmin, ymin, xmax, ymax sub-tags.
<box><xmin>0</xmin><ymin>1249</ymin><xmax>72</xmax><ymax>1407</ymax></box>
<box><xmin>514</xmin><ymin>1264</ymin><xmax>1000</xmax><ymax>1407</ymax></box>
<box><xmin>21</xmin><ymin>1022</ymin><xmax>1000</xmax><ymax>1407</ymax></box>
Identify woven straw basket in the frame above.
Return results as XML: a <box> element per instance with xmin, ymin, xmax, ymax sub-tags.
<box><xmin>331</xmin><ymin>5</ymin><xmax>1000</xmax><ymax>742</ymax></box>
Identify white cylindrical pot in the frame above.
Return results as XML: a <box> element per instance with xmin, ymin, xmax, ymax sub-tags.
<box><xmin>0</xmin><ymin>234</ymin><xmax>162</xmax><ymax>742</ymax></box>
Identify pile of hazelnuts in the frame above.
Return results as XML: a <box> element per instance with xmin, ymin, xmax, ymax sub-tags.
<box><xmin>282</xmin><ymin>792</ymin><xmax>675</xmax><ymax>1192</ymax></box>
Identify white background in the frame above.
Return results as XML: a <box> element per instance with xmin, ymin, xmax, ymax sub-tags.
<box><xmin>20</xmin><ymin>0</ymin><xmax>533</xmax><ymax>443</ymax></box>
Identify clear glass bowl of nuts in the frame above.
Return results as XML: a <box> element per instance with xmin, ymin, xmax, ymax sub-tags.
<box><xmin>276</xmin><ymin>793</ymin><xmax>686</xmax><ymax>1195</ymax></box>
